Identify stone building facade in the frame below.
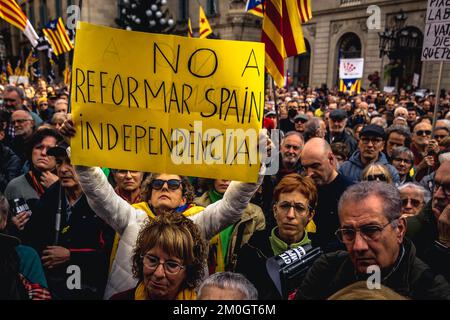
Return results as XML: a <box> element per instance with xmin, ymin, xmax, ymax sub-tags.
<box><xmin>1</xmin><ymin>0</ymin><xmax>448</xmax><ymax>92</ymax></box>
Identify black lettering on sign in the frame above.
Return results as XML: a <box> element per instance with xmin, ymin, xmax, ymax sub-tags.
<box><xmin>154</xmin><ymin>43</ymin><xmax>180</xmax><ymax>74</ymax></box>
<box><xmin>188</xmin><ymin>48</ymin><xmax>218</xmax><ymax>78</ymax></box>
<box><xmin>241</xmin><ymin>49</ymin><xmax>260</xmax><ymax>77</ymax></box>
<box><xmin>75</xmin><ymin>68</ymin><xmax>86</xmax><ymax>103</ymax></box>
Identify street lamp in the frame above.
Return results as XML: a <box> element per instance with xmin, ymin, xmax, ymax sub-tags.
<box><xmin>378</xmin><ymin>10</ymin><xmax>408</xmax><ymax>58</ymax></box>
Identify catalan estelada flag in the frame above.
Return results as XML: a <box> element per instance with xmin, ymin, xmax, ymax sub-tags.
<box><xmin>43</xmin><ymin>17</ymin><xmax>74</xmax><ymax>56</ymax></box>
<box><xmin>187</xmin><ymin>18</ymin><xmax>193</xmax><ymax>38</ymax></box>
<box><xmin>339</xmin><ymin>78</ymin><xmax>361</xmax><ymax>94</ymax></box>
<box><xmin>0</xmin><ymin>0</ymin><xmax>39</xmax><ymax>47</ymax></box>
<box><xmin>199</xmin><ymin>6</ymin><xmax>212</xmax><ymax>39</ymax></box>
<box><xmin>246</xmin><ymin>0</ymin><xmax>265</xmax><ymax>17</ymax></box>
<box><xmin>262</xmin><ymin>0</ymin><xmax>308</xmax><ymax>88</ymax></box>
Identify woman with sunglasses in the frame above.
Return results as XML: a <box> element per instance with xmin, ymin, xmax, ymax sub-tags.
<box><xmin>361</xmin><ymin>163</ymin><xmax>393</xmax><ymax>184</ymax></box>
<box><xmin>235</xmin><ymin>174</ymin><xmax>317</xmax><ymax>299</ymax></box>
<box><xmin>110</xmin><ymin>212</ymin><xmax>207</xmax><ymax>300</ymax></box>
<box><xmin>59</xmin><ymin>117</ymin><xmax>265</xmax><ymax>299</ymax></box>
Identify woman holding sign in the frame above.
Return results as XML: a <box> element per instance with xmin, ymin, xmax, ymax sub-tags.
<box><xmin>59</xmin><ymin>116</ymin><xmax>266</xmax><ymax>299</ymax></box>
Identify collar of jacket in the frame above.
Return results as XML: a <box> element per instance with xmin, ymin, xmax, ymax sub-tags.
<box><xmin>269</xmin><ymin>227</ymin><xmax>311</xmax><ymax>256</ymax></box>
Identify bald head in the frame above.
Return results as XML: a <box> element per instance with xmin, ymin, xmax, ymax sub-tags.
<box><xmin>301</xmin><ymin>138</ymin><xmax>338</xmax><ymax>186</ymax></box>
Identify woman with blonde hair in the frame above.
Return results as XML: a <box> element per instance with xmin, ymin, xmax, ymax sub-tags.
<box><xmin>361</xmin><ymin>163</ymin><xmax>393</xmax><ymax>184</ymax></box>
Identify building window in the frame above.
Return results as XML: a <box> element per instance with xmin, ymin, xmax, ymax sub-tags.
<box><xmin>206</xmin><ymin>0</ymin><xmax>218</xmax><ymax>16</ymax></box>
<box><xmin>178</xmin><ymin>0</ymin><xmax>189</xmax><ymax>22</ymax></box>
<box><xmin>340</xmin><ymin>0</ymin><xmax>361</xmax><ymax>6</ymax></box>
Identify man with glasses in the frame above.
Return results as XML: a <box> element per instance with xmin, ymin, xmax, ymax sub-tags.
<box><xmin>407</xmin><ymin>161</ymin><xmax>450</xmax><ymax>282</ymax></box>
<box><xmin>295</xmin><ymin>181</ymin><xmax>450</xmax><ymax>300</ymax></box>
<box><xmin>1</xmin><ymin>86</ymin><xmax>43</xmax><ymax>140</ymax></box>
<box><xmin>339</xmin><ymin>124</ymin><xmax>399</xmax><ymax>183</ymax></box>
<box><xmin>411</xmin><ymin>121</ymin><xmax>439</xmax><ymax>182</ymax></box>
<box><xmin>293</xmin><ymin>113</ymin><xmax>308</xmax><ymax>135</ymax></box>
<box><xmin>390</xmin><ymin>146</ymin><xmax>414</xmax><ymax>185</ymax></box>
<box><xmin>9</xmin><ymin>110</ymin><xmax>35</xmax><ymax>164</ymax></box>
<box><xmin>398</xmin><ymin>183</ymin><xmax>429</xmax><ymax>218</ymax></box>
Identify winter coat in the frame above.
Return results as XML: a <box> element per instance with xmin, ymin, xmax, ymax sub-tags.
<box><xmin>339</xmin><ymin>150</ymin><xmax>400</xmax><ymax>183</ymax></box>
<box><xmin>0</xmin><ymin>142</ymin><xmax>21</xmax><ymax>193</ymax></box>
<box><xmin>295</xmin><ymin>239</ymin><xmax>450</xmax><ymax>300</ymax></box>
<box><xmin>74</xmin><ymin>165</ymin><xmax>263</xmax><ymax>299</ymax></box>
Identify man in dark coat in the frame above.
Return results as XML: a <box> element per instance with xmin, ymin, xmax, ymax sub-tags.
<box><xmin>295</xmin><ymin>182</ymin><xmax>450</xmax><ymax>300</ymax></box>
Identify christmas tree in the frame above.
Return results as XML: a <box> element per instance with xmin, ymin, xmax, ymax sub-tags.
<box><xmin>116</xmin><ymin>0</ymin><xmax>175</xmax><ymax>33</ymax></box>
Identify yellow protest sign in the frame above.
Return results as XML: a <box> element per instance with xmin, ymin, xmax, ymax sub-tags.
<box><xmin>71</xmin><ymin>22</ymin><xmax>264</xmax><ymax>182</ymax></box>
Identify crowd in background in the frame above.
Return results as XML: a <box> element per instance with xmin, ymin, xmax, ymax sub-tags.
<box><xmin>0</xmin><ymin>78</ymin><xmax>449</xmax><ymax>300</ymax></box>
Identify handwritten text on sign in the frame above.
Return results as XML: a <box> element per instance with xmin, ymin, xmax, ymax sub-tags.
<box><xmin>71</xmin><ymin>22</ymin><xmax>264</xmax><ymax>182</ymax></box>
<box><xmin>422</xmin><ymin>0</ymin><xmax>450</xmax><ymax>61</ymax></box>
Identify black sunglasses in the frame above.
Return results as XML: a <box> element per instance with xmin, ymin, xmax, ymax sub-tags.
<box><xmin>415</xmin><ymin>130</ymin><xmax>432</xmax><ymax>136</ymax></box>
<box><xmin>151</xmin><ymin>179</ymin><xmax>182</xmax><ymax>190</ymax></box>
<box><xmin>367</xmin><ymin>174</ymin><xmax>387</xmax><ymax>182</ymax></box>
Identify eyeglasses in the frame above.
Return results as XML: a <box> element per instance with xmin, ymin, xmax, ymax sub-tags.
<box><xmin>361</xmin><ymin>137</ymin><xmax>384</xmax><ymax>145</ymax></box>
<box><xmin>434</xmin><ymin>181</ymin><xmax>450</xmax><ymax>197</ymax></box>
<box><xmin>335</xmin><ymin>220</ymin><xmax>397</xmax><ymax>244</ymax></box>
<box><xmin>39</xmin><ymin>103</ymin><xmax>48</xmax><ymax>106</ymax></box>
<box><xmin>401</xmin><ymin>198</ymin><xmax>423</xmax><ymax>208</ymax></box>
<box><xmin>392</xmin><ymin>157</ymin><xmax>412</xmax><ymax>164</ymax></box>
<box><xmin>276</xmin><ymin>201</ymin><xmax>310</xmax><ymax>215</ymax></box>
<box><xmin>11</xmin><ymin>119</ymin><xmax>32</xmax><ymax>125</ymax></box>
<box><xmin>415</xmin><ymin>130</ymin><xmax>432</xmax><ymax>136</ymax></box>
<box><xmin>151</xmin><ymin>179</ymin><xmax>182</xmax><ymax>191</ymax></box>
<box><xmin>3</xmin><ymin>98</ymin><xmax>17</xmax><ymax>103</ymax></box>
<box><xmin>141</xmin><ymin>254</ymin><xmax>185</xmax><ymax>275</ymax></box>
<box><xmin>366</xmin><ymin>174</ymin><xmax>387</xmax><ymax>182</ymax></box>
<box><xmin>434</xmin><ymin>134</ymin><xmax>448</xmax><ymax>140</ymax></box>
<box><xmin>294</xmin><ymin>119</ymin><xmax>308</xmax><ymax>124</ymax></box>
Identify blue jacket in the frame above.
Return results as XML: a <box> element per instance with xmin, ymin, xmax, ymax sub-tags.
<box><xmin>339</xmin><ymin>150</ymin><xmax>400</xmax><ymax>183</ymax></box>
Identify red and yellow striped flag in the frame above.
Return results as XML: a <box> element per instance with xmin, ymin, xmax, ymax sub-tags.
<box><xmin>43</xmin><ymin>17</ymin><xmax>74</xmax><ymax>56</ymax></box>
<box><xmin>0</xmin><ymin>0</ymin><xmax>39</xmax><ymax>47</ymax></box>
<box><xmin>187</xmin><ymin>18</ymin><xmax>193</xmax><ymax>38</ymax></box>
<box><xmin>262</xmin><ymin>0</ymin><xmax>308</xmax><ymax>88</ymax></box>
<box><xmin>298</xmin><ymin>0</ymin><xmax>312</xmax><ymax>23</ymax></box>
<box><xmin>199</xmin><ymin>6</ymin><xmax>212</xmax><ymax>39</ymax></box>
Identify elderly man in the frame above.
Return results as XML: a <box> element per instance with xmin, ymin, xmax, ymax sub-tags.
<box><xmin>398</xmin><ymin>183</ymin><xmax>430</xmax><ymax>218</ymax></box>
<box><xmin>407</xmin><ymin>161</ymin><xmax>450</xmax><ymax>282</ymax></box>
<box><xmin>411</xmin><ymin>121</ymin><xmax>439</xmax><ymax>182</ymax></box>
<box><xmin>60</xmin><ymin>117</ymin><xmax>266</xmax><ymax>299</ymax></box>
<box><xmin>325</xmin><ymin>109</ymin><xmax>357</xmax><ymax>156</ymax></box>
<box><xmin>295</xmin><ymin>181</ymin><xmax>450</xmax><ymax>300</ymax></box>
<box><xmin>301</xmin><ymin>138</ymin><xmax>353</xmax><ymax>252</ymax></box>
<box><xmin>294</xmin><ymin>113</ymin><xmax>308</xmax><ymax>135</ymax></box>
<box><xmin>262</xmin><ymin>131</ymin><xmax>304</xmax><ymax>227</ymax></box>
<box><xmin>9</xmin><ymin>110</ymin><xmax>35</xmax><ymax>164</ymax></box>
<box><xmin>2</xmin><ymin>86</ymin><xmax>42</xmax><ymax>139</ymax></box>
<box><xmin>339</xmin><ymin>124</ymin><xmax>399</xmax><ymax>183</ymax></box>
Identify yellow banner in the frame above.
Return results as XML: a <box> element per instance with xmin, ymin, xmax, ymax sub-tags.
<box><xmin>71</xmin><ymin>22</ymin><xmax>265</xmax><ymax>182</ymax></box>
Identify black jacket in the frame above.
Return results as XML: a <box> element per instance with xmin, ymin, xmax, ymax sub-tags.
<box><xmin>295</xmin><ymin>239</ymin><xmax>450</xmax><ymax>300</ymax></box>
<box><xmin>26</xmin><ymin>182</ymin><xmax>114</xmax><ymax>299</ymax></box>
<box><xmin>407</xmin><ymin>202</ymin><xmax>450</xmax><ymax>282</ymax></box>
<box><xmin>235</xmin><ymin>228</ymin><xmax>282</xmax><ymax>300</ymax></box>
<box><xmin>0</xmin><ymin>142</ymin><xmax>21</xmax><ymax>193</ymax></box>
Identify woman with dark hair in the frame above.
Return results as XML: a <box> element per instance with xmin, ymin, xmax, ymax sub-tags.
<box><xmin>110</xmin><ymin>212</ymin><xmax>207</xmax><ymax>300</ymax></box>
<box><xmin>235</xmin><ymin>174</ymin><xmax>317</xmax><ymax>299</ymax></box>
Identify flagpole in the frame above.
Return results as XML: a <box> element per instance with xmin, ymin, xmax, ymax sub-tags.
<box><xmin>271</xmin><ymin>77</ymin><xmax>280</xmax><ymax>130</ymax></box>
<box><xmin>67</xmin><ymin>0</ymin><xmax>83</xmax><ymax>113</ymax></box>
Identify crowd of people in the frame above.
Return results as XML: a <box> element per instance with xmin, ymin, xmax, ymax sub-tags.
<box><xmin>0</xmin><ymin>79</ymin><xmax>449</xmax><ymax>300</ymax></box>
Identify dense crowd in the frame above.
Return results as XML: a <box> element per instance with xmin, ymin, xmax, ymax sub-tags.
<box><xmin>0</xmin><ymin>79</ymin><xmax>449</xmax><ymax>300</ymax></box>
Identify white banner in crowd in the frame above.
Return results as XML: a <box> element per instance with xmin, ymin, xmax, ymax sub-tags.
<box><xmin>339</xmin><ymin>58</ymin><xmax>364</xmax><ymax>79</ymax></box>
<box><xmin>422</xmin><ymin>0</ymin><xmax>450</xmax><ymax>61</ymax></box>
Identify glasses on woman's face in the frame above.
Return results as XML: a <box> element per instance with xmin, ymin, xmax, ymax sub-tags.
<box><xmin>142</xmin><ymin>254</ymin><xmax>185</xmax><ymax>275</ymax></box>
<box><xmin>366</xmin><ymin>174</ymin><xmax>387</xmax><ymax>182</ymax></box>
<box><xmin>335</xmin><ymin>220</ymin><xmax>397</xmax><ymax>244</ymax></box>
<box><xmin>151</xmin><ymin>179</ymin><xmax>182</xmax><ymax>191</ymax></box>
<box><xmin>401</xmin><ymin>198</ymin><xmax>423</xmax><ymax>208</ymax></box>
<box><xmin>277</xmin><ymin>201</ymin><xmax>310</xmax><ymax>215</ymax></box>
<box><xmin>392</xmin><ymin>157</ymin><xmax>412</xmax><ymax>165</ymax></box>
